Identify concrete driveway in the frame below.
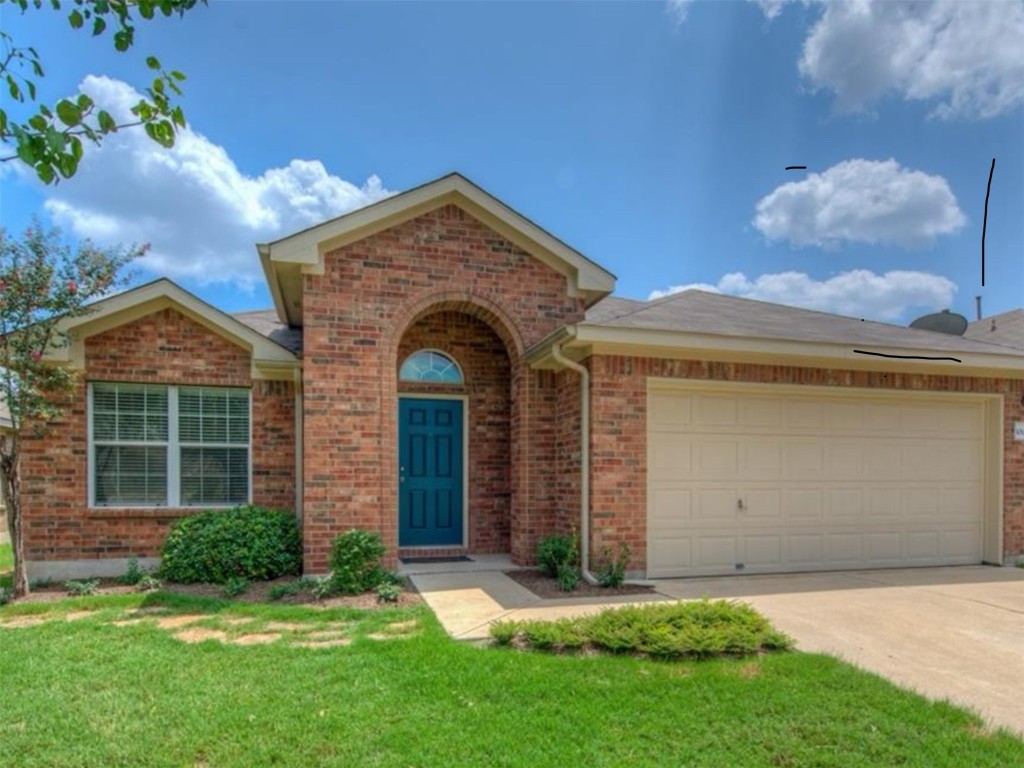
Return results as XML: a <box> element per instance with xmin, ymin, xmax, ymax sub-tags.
<box><xmin>656</xmin><ymin>566</ymin><xmax>1024</xmax><ymax>735</ymax></box>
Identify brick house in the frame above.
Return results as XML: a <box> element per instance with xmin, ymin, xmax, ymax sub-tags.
<box><xmin>22</xmin><ymin>174</ymin><xmax>1024</xmax><ymax>580</ymax></box>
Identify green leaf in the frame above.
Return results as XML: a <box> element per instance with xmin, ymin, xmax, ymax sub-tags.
<box><xmin>76</xmin><ymin>94</ymin><xmax>94</xmax><ymax>112</ymax></box>
<box><xmin>57</xmin><ymin>152</ymin><xmax>79</xmax><ymax>179</ymax></box>
<box><xmin>92</xmin><ymin>16</ymin><xmax>106</xmax><ymax>36</ymax></box>
<box><xmin>26</xmin><ymin>80</ymin><xmax>37</xmax><ymax>101</ymax></box>
<box><xmin>0</xmin><ymin>109</ymin><xmax>7</xmax><ymax>136</ymax></box>
<box><xmin>55</xmin><ymin>100</ymin><xmax>82</xmax><ymax>127</ymax></box>
<box><xmin>16</xmin><ymin>139</ymin><xmax>36</xmax><ymax>165</ymax></box>
<box><xmin>44</xmin><ymin>127</ymin><xmax>66</xmax><ymax>154</ymax></box>
<box><xmin>139</xmin><ymin>2</ymin><xmax>155</xmax><ymax>20</ymax></box>
<box><xmin>97</xmin><ymin>110</ymin><xmax>117</xmax><ymax>133</ymax></box>
<box><xmin>69</xmin><ymin>135</ymin><xmax>83</xmax><ymax>161</ymax></box>
<box><xmin>146</xmin><ymin>56</ymin><xmax>161</xmax><ymax>70</ymax></box>
<box><xmin>170</xmin><ymin>70</ymin><xmax>186</xmax><ymax>81</ymax></box>
<box><xmin>36</xmin><ymin>163</ymin><xmax>55</xmax><ymax>185</ymax></box>
<box><xmin>113</xmin><ymin>29</ymin><xmax>131</xmax><ymax>52</ymax></box>
<box><xmin>7</xmin><ymin>76</ymin><xmax>22</xmax><ymax>102</ymax></box>
<box><xmin>68</xmin><ymin>9</ymin><xmax>83</xmax><ymax>29</ymax></box>
<box><xmin>28</xmin><ymin>114</ymin><xmax>48</xmax><ymax>132</ymax></box>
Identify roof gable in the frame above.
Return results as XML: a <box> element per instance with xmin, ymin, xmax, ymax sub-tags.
<box><xmin>259</xmin><ymin>173</ymin><xmax>616</xmax><ymax>326</ymax></box>
<box><xmin>47</xmin><ymin>279</ymin><xmax>299</xmax><ymax>380</ymax></box>
<box><xmin>964</xmin><ymin>309</ymin><xmax>1024</xmax><ymax>350</ymax></box>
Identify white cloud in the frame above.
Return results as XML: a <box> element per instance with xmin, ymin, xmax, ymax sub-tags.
<box><xmin>753</xmin><ymin>158</ymin><xmax>965</xmax><ymax>248</ymax></box>
<box><xmin>666</xmin><ymin>0</ymin><xmax>695</xmax><ymax>25</ymax></box>
<box><xmin>648</xmin><ymin>269</ymin><xmax>957</xmax><ymax>321</ymax></box>
<box><xmin>40</xmin><ymin>76</ymin><xmax>394</xmax><ymax>288</ymax></box>
<box><xmin>794</xmin><ymin>0</ymin><xmax>1024</xmax><ymax>120</ymax></box>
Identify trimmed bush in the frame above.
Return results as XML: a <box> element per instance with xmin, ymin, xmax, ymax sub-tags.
<box><xmin>537</xmin><ymin>535</ymin><xmax>572</xmax><ymax>577</ymax></box>
<box><xmin>159</xmin><ymin>505</ymin><xmax>301</xmax><ymax>584</ymax></box>
<box><xmin>491</xmin><ymin>599</ymin><xmax>793</xmax><ymax>659</ymax></box>
<box><xmin>329</xmin><ymin>529</ymin><xmax>389</xmax><ymax>594</ymax></box>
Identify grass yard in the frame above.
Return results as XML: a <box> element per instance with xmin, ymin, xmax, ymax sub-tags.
<box><xmin>0</xmin><ymin>540</ymin><xmax>12</xmax><ymax>575</ymax></box>
<box><xmin>1</xmin><ymin>593</ymin><xmax>1021</xmax><ymax>767</ymax></box>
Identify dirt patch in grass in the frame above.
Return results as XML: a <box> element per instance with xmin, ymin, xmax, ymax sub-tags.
<box><xmin>64</xmin><ymin>611</ymin><xmax>95</xmax><ymax>621</ymax></box>
<box><xmin>175</xmin><ymin>628</ymin><xmax>228</xmax><ymax>644</ymax></box>
<box><xmin>505</xmin><ymin>569</ymin><xmax>655</xmax><ymax>600</ymax></box>
<box><xmin>292</xmin><ymin>637</ymin><xmax>351</xmax><ymax>649</ymax></box>
<box><xmin>9</xmin><ymin>576</ymin><xmax>425</xmax><ymax>608</ymax></box>
<box><xmin>156</xmin><ymin>615</ymin><xmax>205</xmax><ymax>629</ymax></box>
<box><xmin>228</xmin><ymin>633</ymin><xmax>281</xmax><ymax>646</ymax></box>
<box><xmin>0</xmin><ymin>616</ymin><xmax>49</xmax><ymax>629</ymax></box>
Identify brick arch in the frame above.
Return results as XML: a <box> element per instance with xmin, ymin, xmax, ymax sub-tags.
<box><xmin>383</xmin><ymin>289</ymin><xmax>525</xmax><ymax>368</ymax></box>
<box><xmin>380</xmin><ymin>290</ymin><xmax>524</xmax><ymax>561</ymax></box>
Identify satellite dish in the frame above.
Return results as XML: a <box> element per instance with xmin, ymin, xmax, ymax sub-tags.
<box><xmin>909</xmin><ymin>309</ymin><xmax>968</xmax><ymax>336</ymax></box>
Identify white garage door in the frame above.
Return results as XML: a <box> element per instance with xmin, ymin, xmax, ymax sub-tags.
<box><xmin>647</xmin><ymin>384</ymin><xmax>986</xmax><ymax>578</ymax></box>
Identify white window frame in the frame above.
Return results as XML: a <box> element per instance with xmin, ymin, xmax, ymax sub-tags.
<box><xmin>88</xmin><ymin>382</ymin><xmax>253</xmax><ymax>509</ymax></box>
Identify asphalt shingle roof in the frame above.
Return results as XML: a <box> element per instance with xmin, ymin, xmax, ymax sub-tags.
<box><xmin>964</xmin><ymin>309</ymin><xmax>1024</xmax><ymax>351</ymax></box>
<box><xmin>583</xmin><ymin>290</ymin><xmax>1024</xmax><ymax>357</ymax></box>
<box><xmin>232</xmin><ymin>310</ymin><xmax>303</xmax><ymax>354</ymax></box>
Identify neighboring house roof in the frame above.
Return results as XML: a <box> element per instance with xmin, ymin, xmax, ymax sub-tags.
<box><xmin>259</xmin><ymin>172</ymin><xmax>617</xmax><ymax>327</ymax></box>
<box><xmin>233</xmin><ymin>310</ymin><xmax>304</xmax><ymax>354</ymax></box>
<box><xmin>46</xmin><ymin>279</ymin><xmax>300</xmax><ymax>379</ymax></box>
<box><xmin>964</xmin><ymin>309</ymin><xmax>1024</xmax><ymax>351</ymax></box>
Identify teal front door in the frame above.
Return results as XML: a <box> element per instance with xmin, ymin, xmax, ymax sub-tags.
<box><xmin>398</xmin><ymin>398</ymin><xmax>464</xmax><ymax>547</ymax></box>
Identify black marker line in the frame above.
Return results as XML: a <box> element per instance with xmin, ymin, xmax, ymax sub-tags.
<box><xmin>785</xmin><ymin>166</ymin><xmax>807</xmax><ymax>170</ymax></box>
<box><xmin>853</xmin><ymin>349</ymin><xmax>962</xmax><ymax>363</ymax></box>
<box><xmin>982</xmin><ymin>158</ymin><xmax>995</xmax><ymax>287</ymax></box>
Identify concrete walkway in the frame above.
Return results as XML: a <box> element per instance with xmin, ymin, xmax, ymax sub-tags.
<box><xmin>410</xmin><ymin>563</ymin><xmax>1024</xmax><ymax>735</ymax></box>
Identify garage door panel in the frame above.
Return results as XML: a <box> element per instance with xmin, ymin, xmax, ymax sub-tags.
<box><xmin>648</xmin><ymin>387</ymin><xmax>986</xmax><ymax>577</ymax></box>
<box><xmin>741</xmin><ymin>535</ymin><xmax>782</xmax><ymax>567</ymax></box>
<box><xmin>649</xmin><ymin>487</ymin><xmax>692</xmax><ymax>527</ymax></box>
<box><xmin>783</xmin><ymin>489</ymin><xmax>824</xmax><ymax>519</ymax></box>
<box><xmin>784</xmin><ymin>442</ymin><xmax>824</xmax><ymax>479</ymax></box>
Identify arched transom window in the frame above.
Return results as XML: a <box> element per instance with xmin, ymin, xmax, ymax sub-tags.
<box><xmin>399</xmin><ymin>349</ymin><xmax>464</xmax><ymax>384</ymax></box>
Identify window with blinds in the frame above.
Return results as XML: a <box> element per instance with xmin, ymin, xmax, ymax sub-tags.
<box><xmin>89</xmin><ymin>383</ymin><xmax>251</xmax><ymax>508</ymax></box>
<box><xmin>178</xmin><ymin>387</ymin><xmax>250</xmax><ymax>506</ymax></box>
<box><xmin>91</xmin><ymin>384</ymin><xmax>169</xmax><ymax>506</ymax></box>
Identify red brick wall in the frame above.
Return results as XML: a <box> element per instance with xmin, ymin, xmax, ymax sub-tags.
<box><xmin>588</xmin><ymin>355</ymin><xmax>1024</xmax><ymax>571</ymax></box>
<box><xmin>21</xmin><ymin>308</ymin><xmax>296</xmax><ymax>563</ymax></box>
<box><xmin>397</xmin><ymin>311</ymin><xmax>511</xmax><ymax>553</ymax></box>
<box><xmin>302</xmin><ymin>204</ymin><xmax>585</xmax><ymax>571</ymax></box>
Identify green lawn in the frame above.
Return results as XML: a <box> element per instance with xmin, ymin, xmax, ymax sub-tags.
<box><xmin>0</xmin><ymin>541</ymin><xmax>12</xmax><ymax>575</ymax></box>
<box><xmin>1</xmin><ymin>593</ymin><xmax>1021</xmax><ymax>767</ymax></box>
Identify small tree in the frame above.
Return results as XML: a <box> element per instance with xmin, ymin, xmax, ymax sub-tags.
<box><xmin>0</xmin><ymin>222</ymin><xmax>142</xmax><ymax>596</ymax></box>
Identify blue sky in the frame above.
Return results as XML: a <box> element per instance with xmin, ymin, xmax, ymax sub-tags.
<box><xmin>2</xmin><ymin>0</ymin><xmax>1022</xmax><ymax>323</ymax></box>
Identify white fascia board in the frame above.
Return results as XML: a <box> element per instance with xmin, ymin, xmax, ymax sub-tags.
<box><xmin>570</xmin><ymin>325</ymin><xmax>1024</xmax><ymax>377</ymax></box>
<box><xmin>45</xmin><ymin>279</ymin><xmax>299</xmax><ymax>372</ymax></box>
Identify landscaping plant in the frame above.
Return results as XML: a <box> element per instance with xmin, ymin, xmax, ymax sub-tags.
<box><xmin>538</xmin><ymin>529</ymin><xmax>582</xmax><ymax>592</ymax></box>
<box><xmin>119</xmin><ymin>557</ymin><xmax>146</xmax><ymax>586</ymax></box>
<box><xmin>65</xmin><ymin>579</ymin><xmax>100</xmax><ymax>597</ymax></box>
<box><xmin>328</xmin><ymin>529</ymin><xmax>392</xmax><ymax>595</ymax></box>
<box><xmin>221</xmin><ymin>577</ymin><xmax>250</xmax><ymax>599</ymax></box>
<box><xmin>595</xmin><ymin>542</ymin><xmax>631</xmax><ymax>588</ymax></box>
<box><xmin>159</xmin><ymin>505</ymin><xmax>301</xmax><ymax>584</ymax></box>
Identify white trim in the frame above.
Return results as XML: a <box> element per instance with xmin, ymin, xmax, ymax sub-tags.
<box><xmin>644</xmin><ymin>377</ymin><xmax>1004</xmax><ymax>574</ymax></box>
<box><xmin>261</xmin><ymin>173</ymin><xmax>616</xmax><ymax>325</ymax></box>
<box><xmin>88</xmin><ymin>383</ymin><xmax>253</xmax><ymax>510</ymax></box>
<box><xmin>398</xmin><ymin>348</ymin><xmax>465</xmax><ymax>385</ymax></box>
<box><xmin>397</xmin><ymin>393</ymin><xmax>470</xmax><ymax>549</ymax></box>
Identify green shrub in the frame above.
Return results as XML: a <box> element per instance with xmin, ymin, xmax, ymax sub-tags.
<box><xmin>375</xmin><ymin>582</ymin><xmax>401</xmax><ymax>604</ymax></box>
<box><xmin>596</xmin><ymin>543</ymin><xmax>631</xmax><ymax>588</ymax></box>
<box><xmin>118</xmin><ymin>557</ymin><xmax>146</xmax><ymax>586</ymax></box>
<box><xmin>159</xmin><ymin>505</ymin><xmax>301</xmax><ymax>584</ymax></box>
<box><xmin>0</xmin><ymin>586</ymin><xmax>11</xmax><ymax>606</ymax></box>
<box><xmin>268</xmin><ymin>579</ymin><xmax>308</xmax><ymax>601</ymax></box>
<box><xmin>309</xmin><ymin>574</ymin><xmax>335</xmax><ymax>600</ymax></box>
<box><xmin>65</xmin><ymin>579</ymin><xmax>100</xmax><ymax>597</ymax></box>
<box><xmin>537</xmin><ymin>535</ymin><xmax>572</xmax><ymax>577</ymax></box>
<box><xmin>328</xmin><ymin>529</ymin><xmax>388</xmax><ymax>595</ymax></box>
<box><xmin>221</xmin><ymin>576</ymin><xmax>250</xmax><ymax>598</ymax></box>
<box><xmin>136</xmin><ymin>574</ymin><xmax>162</xmax><ymax>593</ymax></box>
<box><xmin>490</xmin><ymin>599</ymin><xmax>794</xmax><ymax>659</ymax></box>
<box><xmin>1016</xmin><ymin>557</ymin><xmax>1024</xmax><ymax>569</ymax></box>
<box><xmin>556</xmin><ymin>561</ymin><xmax>580</xmax><ymax>592</ymax></box>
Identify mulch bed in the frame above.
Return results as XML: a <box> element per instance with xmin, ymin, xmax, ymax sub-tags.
<box><xmin>505</xmin><ymin>569</ymin><xmax>655</xmax><ymax>600</ymax></box>
<box><xmin>12</xmin><ymin>576</ymin><xmax>424</xmax><ymax>608</ymax></box>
